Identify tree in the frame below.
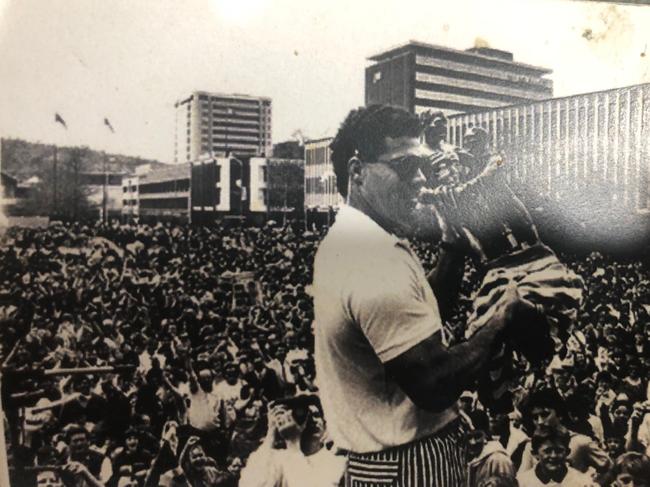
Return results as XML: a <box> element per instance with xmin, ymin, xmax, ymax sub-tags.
<box><xmin>266</xmin><ymin>159</ymin><xmax>304</xmax><ymax>221</ymax></box>
<box><xmin>16</xmin><ymin>147</ymin><xmax>93</xmax><ymax>219</ymax></box>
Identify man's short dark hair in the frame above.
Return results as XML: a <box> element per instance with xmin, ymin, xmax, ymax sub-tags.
<box><xmin>531</xmin><ymin>424</ymin><xmax>570</xmax><ymax>453</ymax></box>
<box><xmin>65</xmin><ymin>424</ymin><xmax>88</xmax><ymax>442</ymax></box>
<box><xmin>330</xmin><ymin>105</ymin><xmax>423</xmax><ymax>198</ymax></box>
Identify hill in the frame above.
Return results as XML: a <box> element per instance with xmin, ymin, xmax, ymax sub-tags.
<box><xmin>0</xmin><ymin>138</ymin><xmax>168</xmax><ymax>182</ymax></box>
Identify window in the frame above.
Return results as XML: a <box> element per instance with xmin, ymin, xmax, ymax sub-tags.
<box><xmin>258</xmin><ymin>188</ymin><xmax>267</xmax><ymax>204</ymax></box>
<box><xmin>373</xmin><ymin>71</ymin><xmax>382</xmax><ymax>83</ymax></box>
<box><xmin>259</xmin><ymin>166</ymin><xmax>268</xmax><ymax>183</ymax></box>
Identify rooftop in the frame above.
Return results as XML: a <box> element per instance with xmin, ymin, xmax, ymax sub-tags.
<box><xmin>368</xmin><ymin>40</ymin><xmax>552</xmax><ymax>75</ymax></box>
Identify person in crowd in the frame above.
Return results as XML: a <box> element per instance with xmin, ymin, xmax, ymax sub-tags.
<box><xmin>158</xmin><ymin>436</ymin><xmax>230</xmax><ymax>487</ymax></box>
<box><xmin>35</xmin><ymin>468</ymin><xmax>66</xmax><ymax>487</ymax></box>
<box><xmin>63</xmin><ymin>424</ymin><xmax>113</xmax><ymax>487</ymax></box>
<box><xmin>1</xmin><ymin>176</ymin><xmax>649</xmax><ymax>485</ymax></box>
<box><xmin>109</xmin><ymin>427</ymin><xmax>154</xmax><ymax>487</ymax></box>
<box><xmin>518</xmin><ymin>388</ymin><xmax>611</xmax><ymax>477</ymax></box>
<box><xmin>517</xmin><ymin>425</ymin><xmax>596</xmax><ymax>487</ymax></box>
<box><xmin>239</xmin><ymin>395</ymin><xmax>344</xmax><ymax>487</ymax></box>
<box><xmin>602</xmin><ymin>451</ymin><xmax>650</xmax><ymax>487</ymax></box>
<box><xmin>466</xmin><ymin>414</ymin><xmax>516</xmax><ymax>487</ymax></box>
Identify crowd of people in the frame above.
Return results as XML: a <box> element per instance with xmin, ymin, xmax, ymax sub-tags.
<box><xmin>0</xmin><ymin>220</ymin><xmax>326</xmax><ymax>487</ymax></box>
<box><xmin>3</xmin><ymin>105</ymin><xmax>650</xmax><ymax>487</ymax></box>
<box><xmin>0</xmin><ymin>218</ymin><xmax>648</xmax><ymax>486</ymax></box>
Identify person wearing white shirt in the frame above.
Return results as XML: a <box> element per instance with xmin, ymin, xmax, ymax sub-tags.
<box><xmin>517</xmin><ymin>425</ymin><xmax>596</xmax><ymax>487</ymax></box>
<box><xmin>314</xmin><ymin>105</ymin><xmax>520</xmax><ymax>486</ymax></box>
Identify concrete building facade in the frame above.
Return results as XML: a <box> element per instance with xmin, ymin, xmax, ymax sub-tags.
<box><xmin>447</xmin><ymin>83</ymin><xmax>650</xmax><ymax>213</ymax></box>
<box><xmin>365</xmin><ymin>41</ymin><xmax>553</xmax><ymax>117</ymax></box>
<box><xmin>304</xmin><ymin>137</ymin><xmax>341</xmax><ymax>226</ymax></box>
<box><xmin>174</xmin><ymin>91</ymin><xmax>272</xmax><ymax>164</ymax></box>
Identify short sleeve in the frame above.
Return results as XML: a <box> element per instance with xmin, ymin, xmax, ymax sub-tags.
<box><xmin>347</xmin><ymin>248</ymin><xmax>441</xmax><ymax>363</ymax></box>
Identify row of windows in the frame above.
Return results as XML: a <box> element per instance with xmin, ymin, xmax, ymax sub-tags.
<box><xmin>140</xmin><ymin>197</ymin><xmax>188</xmax><ymax>209</ymax></box>
<box><xmin>139</xmin><ymin>179</ymin><xmax>190</xmax><ymax>194</ymax></box>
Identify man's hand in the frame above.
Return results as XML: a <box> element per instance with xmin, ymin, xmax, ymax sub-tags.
<box><xmin>268</xmin><ymin>403</ymin><xmax>304</xmax><ymax>450</ymax></box>
<box><xmin>466</xmin><ymin>284</ymin><xmax>521</xmax><ymax>338</ymax></box>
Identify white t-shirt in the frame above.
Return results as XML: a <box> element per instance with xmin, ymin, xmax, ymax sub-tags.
<box><xmin>187</xmin><ymin>387</ymin><xmax>221</xmax><ymax>431</ymax></box>
<box><xmin>313</xmin><ymin>204</ymin><xmax>457</xmax><ymax>453</ymax></box>
<box><xmin>214</xmin><ymin>380</ymin><xmax>243</xmax><ymax>428</ymax></box>
<box><xmin>240</xmin><ymin>446</ymin><xmax>345</xmax><ymax>487</ymax></box>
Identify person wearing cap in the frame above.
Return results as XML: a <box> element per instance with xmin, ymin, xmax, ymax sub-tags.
<box><xmin>314</xmin><ymin>105</ymin><xmax>521</xmax><ymax>486</ymax></box>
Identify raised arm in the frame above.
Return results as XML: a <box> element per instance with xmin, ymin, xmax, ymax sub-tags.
<box><xmin>385</xmin><ymin>286</ymin><xmax>519</xmax><ymax>412</ymax></box>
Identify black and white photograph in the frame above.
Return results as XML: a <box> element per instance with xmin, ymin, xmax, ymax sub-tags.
<box><xmin>1</xmin><ymin>1</ymin><xmax>650</xmax><ymax>486</ymax></box>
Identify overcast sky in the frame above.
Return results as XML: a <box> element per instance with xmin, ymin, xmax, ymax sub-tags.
<box><xmin>0</xmin><ymin>0</ymin><xmax>648</xmax><ymax>163</ymax></box>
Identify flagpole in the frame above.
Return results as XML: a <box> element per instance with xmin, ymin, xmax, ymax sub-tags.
<box><xmin>52</xmin><ymin>145</ymin><xmax>57</xmax><ymax>217</ymax></box>
<box><xmin>53</xmin><ymin>113</ymin><xmax>68</xmax><ymax>219</ymax></box>
<box><xmin>103</xmin><ymin>153</ymin><xmax>107</xmax><ymax>224</ymax></box>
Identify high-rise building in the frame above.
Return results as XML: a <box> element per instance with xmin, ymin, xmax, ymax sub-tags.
<box><xmin>365</xmin><ymin>41</ymin><xmax>553</xmax><ymax>117</ymax></box>
<box><xmin>174</xmin><ymin>91</ymin><xmax>272</xmax><ymax>164</ymax></box>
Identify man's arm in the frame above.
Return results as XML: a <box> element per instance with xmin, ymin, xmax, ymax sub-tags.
<box><xmin>385</xmin><ymin>287</ymin><xmax>517</xmax><ymax>413</ymax></box>
<box><xmin>427</xmin><ymin>248</ymin><xmax>465</xmax><ymax>322</ymax></box>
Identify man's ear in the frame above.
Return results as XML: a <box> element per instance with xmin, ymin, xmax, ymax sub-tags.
<box><xmin>348</xmin><ymin>158</ymin><xmax>364</xmax><ymax>187</ymax></box>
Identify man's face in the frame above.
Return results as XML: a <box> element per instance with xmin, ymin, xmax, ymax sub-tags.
<box><xmin>424</xmin><ymin>116</ymin><xmax>448</xmax><ymax>146</ymax></box>
<box><xmin>531</xmin><ymin>407</ymin><xmax>559</xmax><ymax>429</ymax></box>
<box><xmin>464</xmin><ymin>133</ymin><xmax>486</xmax><ymax>155</ymax></box>
<box><xmin>488</xmin><ymin>411</ymin><xmax>509</xmax><ymax>436</ymax></box>
<box><xmin>37</xmin><ymin>471</ymin><xmax>64</xmax><ymax>487</ymax></box>
<box><xmin>553</xmin><ymin>369</ymin><xmax>570</xmax><ymax>389</ymax></box>
<box><xmin>224</xmin><ymin>366</ymin><xmax>238</xmax><ymax>385</ymax></box>
<box><xmin>612</xmin><ymin>404</ymin><xmax>631</xmax><ymax>429</ymax></box>
<box><xmin>467</xmin><ymin>430</ymin><xmax>487</xmax><ymax>459</ymax></box>
<box><xmin>536</xmin><ymin>439</ymin><xmax>568</xmax><ymax>476</ymax></box>
<box><xmin>188</xmin><ymin>445</ymin><xmax>208</xmax><ymax>470</ymax></box>
<box><xmin>126</xmin><ymin>435</ymin><xmax>139</xmax><ymax>452</ymax></box>
<box><xmin>356</xmin><ymin>136</ymin><xmax>430</xmax><ymax>236</ymax></box>
<box><xmin>198</xmin><ymin>370</ymin><xmax>213</xmax><ymax>390</ymax></box>
<box><xmin>605</xmin><ymin>436</ymin><xmax>625</xmax><ymax>458</ymax></box>
<box><xmin>69</xmin><ymin>432</ymin><xmax>89</xmax><ymax>456</ymax></box>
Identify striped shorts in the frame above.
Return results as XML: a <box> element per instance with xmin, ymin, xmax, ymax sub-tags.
<box><xmin>343</xmin><ymin>419</ymin><xmax>468</xmax><ymax>487</ymax></box>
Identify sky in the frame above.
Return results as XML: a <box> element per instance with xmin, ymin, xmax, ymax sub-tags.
<box><xmin>0</xmin><ymin>0</ymin><xmax>649</xmax><ymax>163</ymax></box>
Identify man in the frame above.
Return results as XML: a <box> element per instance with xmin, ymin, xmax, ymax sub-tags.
<box><xmin>158</xmin><ymin>436</ymin><xmax>228</xmax><ymax>487</ymax></box>
<box><xmin>313</xmin><ymin>105</ymin><xmax>522</xmax><ymax>486</ymax></box>
<box><xmin>517</xmin><ymin>425</ymin><xmax>596</xmax><ymax>487</ymax></box>
<box><xmin>419</xmin><ymin>122</ymin><xmax>584</xmax><ymax>412</ymax></box>
<box><xmin>466</xmin><ymin>415</ymin><xmax>516</xmax><ymax>487</ymax></box>
<box><xmin>518</xmin><ymin>388</ymin><xmax>611</xmax><ymax>477</ymax></box>
<box><xmin>63</xmin><ymin>424</ymin><xmax>113</xmax><ymax>487</ymax></box>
